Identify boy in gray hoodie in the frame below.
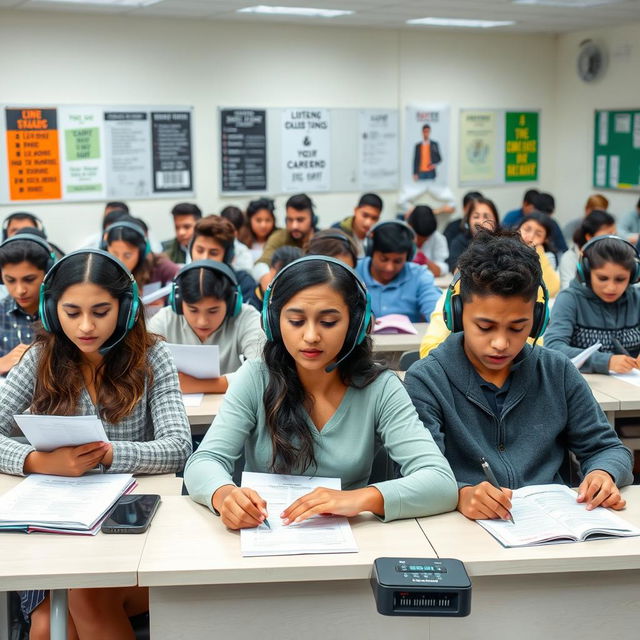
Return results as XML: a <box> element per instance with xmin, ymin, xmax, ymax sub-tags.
<box><xmin>405</xmin><ymin>230</ymin><xmax>632</xmax><ymax>522</ymax></box>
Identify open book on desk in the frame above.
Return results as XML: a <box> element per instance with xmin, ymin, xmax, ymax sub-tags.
<box><xmin>240</xmin><ymin>472</ymin><xmax>358</xmax><ymax>557</ymax></box>
<box><xmin>477</xmin><ymin>484</ymin><xmax>640</xmax><ymax>548</ymax></box>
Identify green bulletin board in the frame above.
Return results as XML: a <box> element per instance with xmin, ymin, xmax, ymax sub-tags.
<box><xmin>593</xmin><ymin>110</ymin><xmax>640</xmax><ymax>191</ymax></box>
<box><xmin>505</xmin><ymin>111</ymin><xmax>538</xmax><ymax>182</ymax></box>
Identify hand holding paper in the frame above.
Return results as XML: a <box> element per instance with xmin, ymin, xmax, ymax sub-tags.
<box><xmin>167</xmin><ymin>343</ymin><xmax>220</xmax><ymax>378</ymax></box>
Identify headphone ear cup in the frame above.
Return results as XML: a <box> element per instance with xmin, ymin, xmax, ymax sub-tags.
<box><xmin>356</xmin><ymin>292</ymin><xmax>372</xmax><ymax>345</ymax></box>
<box><xmin>43</xmin><ymin>294</ymin><xmax>61</xmax><ymax>334</ymax></box>
<box><xmin>450</xmin><ymin>294</ymin><xmax>463</xmax><ymax>333</ymax></box>
<box><xmin>224</xmin><ymin>242</ymin><xmax>235</xmax><ymax>265</ymax></box>
<box><xmin>364</xmin><ymin>235</ymin><xmax>373</xmax><ymax>257</ymax></box>
<box><xmin>261</xmin><ymin>287</ymin><xmax>273</xmax><ymax>341</ymax></box>
<box><xmin>229</xmin><ymin>285</ymin><xmax>243</xmax><ymax>318</ymax></box>
<box><xmin>117</xmin><ymin>293</ymin><xmax>134</xmax><ymax>333</ymax></box>
<box><xmin>170</xmin><ymin>281</ymin><xmax>183</xmax><ymax>314</ymax></box>
<box><xmin>530</xmin><ymin>301</ymin><xmax>544</xmax><ymax>339</ymax></box>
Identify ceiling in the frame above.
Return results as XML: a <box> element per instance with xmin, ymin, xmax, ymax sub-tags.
<box><xmin>3</xmin><ymin>0</ymin><xmax>640</xmax><ymax>33</ymax></box>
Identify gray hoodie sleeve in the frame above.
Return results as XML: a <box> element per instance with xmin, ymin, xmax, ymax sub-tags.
<box><xmin>544</xmin><ymin>291</ymin><xmax>611</xmax><ymax>374</ymax></box>
<box><xmin>562</xmin><ymin>358</ymin><xmax>633</xmax><ymax>487</ymax></box>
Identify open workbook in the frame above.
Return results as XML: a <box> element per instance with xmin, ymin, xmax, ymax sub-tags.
<box><xmin>0</xmin><ymin>473</ymin><xmax>136</xmax><ymax>535</ymax></box>
<box><xmin>477</xmin><ymin>484</ymin><xmax>640</xmax><ymax>548</ymax></box>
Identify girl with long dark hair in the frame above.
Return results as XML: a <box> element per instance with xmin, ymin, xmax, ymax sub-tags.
<box><xmin>184</xmin><ymin>256</ymin><xmax>456</xmax><ymax>529</ymax></box>
<box><xmin>0</xmin><ymin>249</ymin><xmax>192</xmax><ymax>639</ymax></box>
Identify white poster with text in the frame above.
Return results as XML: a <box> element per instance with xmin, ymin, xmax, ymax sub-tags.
<box><xmin>358</xmin><ymin>109</ymin><xmax>399</xmax><ymax>190</ymax></box>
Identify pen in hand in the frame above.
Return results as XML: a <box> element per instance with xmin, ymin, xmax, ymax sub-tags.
<box><xmin>480</xmin><ymin>457</ymin><xmax>515</xmax><ymax>524</ymax></box>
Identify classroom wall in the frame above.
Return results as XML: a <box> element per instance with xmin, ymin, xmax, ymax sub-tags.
<box><xmin>554</xmin><ymin>23</ymin><xmax>640</xmax><ymax>224</ymax></box>
<box><xmin>0</xmin><ymin>9</ymin><xmax>558</xmax><ymax>250</ymax></box>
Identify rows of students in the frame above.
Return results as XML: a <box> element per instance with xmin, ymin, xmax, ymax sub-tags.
<box><xmin>0</xmin><ymin>191</ymin><xmax>637</xmax><ymax>637</ymax></box>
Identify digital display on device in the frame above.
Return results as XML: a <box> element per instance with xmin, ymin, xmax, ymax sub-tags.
<box><xmin>101</xmin><ymin>494</ymin><xmax>161</xmax><ymax>534</ymax></box>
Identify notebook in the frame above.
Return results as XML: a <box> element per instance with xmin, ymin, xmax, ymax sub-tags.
<box><xmin>477</xmin><ymin>484</ymin><xmax>640</xmax><ymax>548</ymax></box>
<box><xmin>0</xmin><ymin>473</ymin><xmax>136</xmax><ymax>535</ymax></box>
<box><xmin>372</xmin><ymin>314</ymin><xmax>417</xmax><ymax>335</ymax></box>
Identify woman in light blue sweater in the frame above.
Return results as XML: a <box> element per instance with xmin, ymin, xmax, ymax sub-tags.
<box><xmin>184</xmin><ymin>256</ymin><xmax>457</xmax><ymax>528</ymax></box>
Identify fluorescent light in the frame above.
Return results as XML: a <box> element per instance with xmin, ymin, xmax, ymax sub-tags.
<box><xmin>238</xmin><ymin>5</ymin><xmax>353</xmax><ymax>18</ymax></box>
<box><xmin>407</xmin><ymin>17</ymin><xmax>515</xmax><ymax>28</ymax></box>
<box><xmin>36</xmin><ymin>0</ymin><xmax>162</xmax><ymax>6</ymax></box>
<box><xmin>513</xmin><ymin>0</ymin><xmax>624</xmax><ymax>7</ymax></box>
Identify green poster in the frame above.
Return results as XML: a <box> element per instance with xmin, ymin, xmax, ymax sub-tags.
<box><xmin>65</xmin><ymin>126</ymin><xmax>100</xmax><ymax>161</ymax></box>
<box><xmin>505</xmin><ymin>112</ymin><xmax>538</xmax><ymax>182</ymax></box>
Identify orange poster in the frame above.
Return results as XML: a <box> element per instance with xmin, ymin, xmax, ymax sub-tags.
<box><xmin>6</xmin><ymin>107</ymin><xmax>61</xmax><ymax>201</ymax></box>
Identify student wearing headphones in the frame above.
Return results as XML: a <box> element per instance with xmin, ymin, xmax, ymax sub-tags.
<box><xmin>406</xmin><ymin>230</ymin><xmax>632</xmax><ymax>522</ymax></box>
<box><xmin>355</xmin><ymin>220</ymin><xmax>440</xmax><ymax>322</ymax></box>
<box><xmin>254</xmin><ymin>193</ymin><xmax>316</xmax><ymax>280</ymax></box>
<box><xmin>0</xmin><ymin>230</ymin><xmax>56</xmax><ymax>374</ymax></box>
<box><xmin>305</xmin><ymin>229</ymin><xmax>359</xmax><ymax>268</ymax></box>
<box><xmin>147</xmin><ymin>260</ymin><xmax>263</xmax><ymax>394</ymax></box>
<box><xmin>188</xmin><ymin>215</ymin><xmax>257</xmax><ymax>304</ymax></box>
<box><xmin>545</xmin><ymin>235</ymin><xmax>640</xmax><ymax>374</ymax></box>
<box><xmin>0</xmin><ymin>249</ymin><xmax>191</xmax><ymax>638</ymax></box>
<box><xmin>184</xmin><ymin>256</ymin><xmax>457</xmax><ymax>528</ymax></box>
<box><xmin>2</xmin><ymin>211</ymin><xmax>45</xmax><ymax>241</ymax></box>
<box><xmin>102</xmin><ymin>216</ymin><xmax>180</xmax><ymax>293</ymax></box>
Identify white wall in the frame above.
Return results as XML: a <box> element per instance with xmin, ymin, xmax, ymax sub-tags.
<box><xmin>554</xmin><ymin>23</ymin><xmax>640</xmax><ymax>224</ymax></box>
<box><xmin>0</xmin><ymin>9</ymin><xmax>563</xmax><ymax>250</ymax></box>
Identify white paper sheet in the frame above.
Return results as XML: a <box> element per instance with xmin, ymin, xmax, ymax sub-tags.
<box><xmin>570</xmin><ymin>342</ymin><xmax>602</xmax><ymax>369</ymax></box>
<box><xmin>142</xmin><ymin>283</ymin><xmax>172</xmax><ymax>305</ymax></box>
<box><xmin>13</xmin><ymin>414</ymin><xmax>109</xmax><ymax>452</ymax></box>
<box><xmin>167</xmin><ymin>343</ymin><xmax>220</xmax><ymax>378</ymax></box>
<box><xmin>182</xmin><ymin>393</ymin><xmax>204</xmax><ymax>407</ymax></box>
<box><xmin>240</xmin><ymin>472</ymin><xmax>358</xmax><ymax>557</ymax></box>
<box><xmin>609</xmin><ymin>369</ymin><xmax>640</xmax><ymax>387</ymax></box>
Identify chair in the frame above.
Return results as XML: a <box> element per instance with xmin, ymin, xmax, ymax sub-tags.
<box><xmin>398</xmin><ymin>350</ymin><xmax>420</xmax><ymax>372</ymax></box>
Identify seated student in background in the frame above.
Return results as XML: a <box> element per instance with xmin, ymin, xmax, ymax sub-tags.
<box><xmin>355</xmin><ymin>221</ymin><xmax>440</xmax><ymax>322</ymax></box>
<box><xmin>407</xmin><ymin>205</ymin><xmax>449</xmax><ymax>277</ymax></box>
<box><xmin>189</xmin><ymin>215</ymin><xmax>257</xmax><ymax>304</ymax></box>
<box><xmin>306</xmin><ymin>229</ymin><xmax>358</xmax><ymax>268</ymax></box>
<box><xmin>2</xmin><ymin>211</ymin><xmax>45</xmax><ymax>241</ymax></box>
<box><xmin>247</xmin><ymin>246</ymin><xmax>302</xmax><ymax>310</ymax></box>
<box><xmin>238</xmin><ymin>197</ymin><xmax>277</xmax><ymax>263</ymax></box>
<box><xmin>103</xmin><ymin>217</ymin><xmax>180</xmax><ymax>295</ymax></box>
<box><xmin>184</xmin><ymin>256</ymin><xmax>458</xmax><ymax>527</ymax></box>
<box><xmin>618</xmin><ymin>196</ymin><xmax>640</xmax><ymax>245</ymax></box>
<box><xmin>517</xmin><ymin>212</ymin><xmax>561</xmax><ymax>295</ymax></box>
<box><xmin>0</xmin><ymin>249</ymin><xmax>191</xmax><ymax>639</ymax></box>
<box><xmin>502</xmin><ymin>188</ymin><xmax>539</xmax><ymax>228</ymax></box>
<box><xmin>332</xmin><ymin>193</ymin><xmax>383</xmax><ymax>258</ymax></box>
<box><xmin>447</xmin><ymin>197</ymin><xmax>499</xmax><ymax>273</ymax></box>
<box><xmin>562</xmin><ymin>193</ymin><xmax>609</xmax><ymax>246</ymax></box>
<box><xmin>530</xmin><ymin>191</ymin><xmax>568</xmax><ymax>253</ymax></box>
<box><xmin>545</xmin><ymin>236</ymin><xmax>640</xmax><ymax>374</ymax></box>
<box><xmin>148</xmin><ymin>260</ymin><xmax>263</xmax><ymax>394</ymax></box>
<box><xmin>220</xmin><ymin>205</ymin><xmax>254</xmax><ymax>273</ymax></box>
<box><xmin>559</xmin><ymin>209</ymin><xmax>616</xmax><ymax>290</ymax></box>
<box><xmin>0</xmin><ymin>231</ymin><xmax>56</xmax><ymax>374</ymax></box>
<box><xmin>254</xmin><ymin>193</ymin><xmax>316</xmax><ymax>280</ymax></box>
<box><xmin>406</xmin><ymin>230</ymin><xmax>633</xmax><ymax>522</ymax></box>
<box><xmin>162</xmin><ymin>202</ymin><xmax>202</xmax><ymax>264</ymax></box>
<box><xmin>443</xmin><ymin>190</ymin><xmax>483</xmax><ymax>248</ymax></box>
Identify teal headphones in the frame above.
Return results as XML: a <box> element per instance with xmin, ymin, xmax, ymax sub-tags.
<box><xmin>39</xmin><ymin>249</ymin><xmax>140</xmax><ymax>353</ymax></box>
<box><xmin>100</xmin><ymin>220</ymin><xmax>152</xmax><ymax>262</ymax></box>
<box><xmin>577</xmin><ymin>235</ymin><xmax>640</xmax><ymax>287</ymax></box>
<box><xmin>443</xmin><ymin>272</ymin><xmax>550</xmax><ymax>339</ymax></box>
<box><xmin>261</xmin><ymin>256</ymin><xmax>372</xmax><ymax>361</ymax></box>
<box><xmin>0</xmin><ymin>233</ymin><xmax>57</xmax><ymax>278</ymax></box>
<box><xmin>169</xmin><ymin>260</ymin><xmax>243</xmax><ymax>318</ymax></box>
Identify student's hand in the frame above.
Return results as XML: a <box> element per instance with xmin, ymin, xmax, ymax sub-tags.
<box><xmin>178</xmin><ymin>373</ymin><xmax>228</xmax><ymax>394</ymax></box>
<box><xmin>23</xmin><ymin>442</ymin><xmax>110</xmax><ymax>476</ymax></box>
<box><xmin>577</xmin><ymin>470</ymin><xmax>626</xmax><ymax>511</ymax></box>
<box><xmin>0</xmin><ymin>343</ymin><xmax>30</xmax><ymax>374</ymax></box>
<box><xmin>281</xmin><ymin>486</ymin><xmax>384</xmax><ymax>525</ymax></box>
<box><xmin>99</xmin><ymin>444</ymin><xmax>114</xmax><ymax>469</ymax></box>
<box><xmin>213</xmin><ymin>485</ymin><xmax>268</xmax><ymax>530</ymax></box>
<box><xmin>608</xmin><ymin>355</ymin><xmax>639</xmax><ymax>373</ymax></box>
<box><xmin>457</xmin><ymin>483</ymin><xmax>513</xmax><ymax>520</ymax></box>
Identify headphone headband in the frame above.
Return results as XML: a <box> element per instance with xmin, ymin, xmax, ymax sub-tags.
<box><xmin>363</xmin><ymin>220</ymin><xmax>417</xmax><ymax>261</ymax></box>
<box><xmin>578</xmin><ymin>234</ymin><xmax>640</xmax><ymax>286</ymax></box>
<box><xmin>2</xmin><ymin>212</ymin><xmax>45</xmax><ymax>242</ymax></box>
<box><xmin>101</xmin><ymin>220</ymin><xmax>151</xmax><ymax>261</ymax></box>
<box><xmin>0</xmin><ymin>233</ymin><xmax>56</xmax><ymax>271</ymax></box>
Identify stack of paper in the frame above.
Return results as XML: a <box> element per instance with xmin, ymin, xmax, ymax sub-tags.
<box><xmin>0</xmin><ymin>474</ymin><xmax>136</xmax><ymax>535</ymax></box>
<box><xmin>240</xmin><ymin>472</ymin><xmax>358</xmax><ymax>557</ymax></box>
<box><xmin>13</xmin><ymin>414</ymin><xmax>109</xmax><ymax>452</ymax></box>
<box><xmin>570</xmin><ymin>342</ymin><xmax>602</xmax><ymax>369</ymax></box>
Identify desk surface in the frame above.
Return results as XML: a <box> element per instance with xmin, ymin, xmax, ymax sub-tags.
<box><xmin>418</xmin><ymin>485</ymin><xmax>640</xmax><ymax>578</ymax></box>
<box><xmin>138</xmin><ymin>496</ymin><xmax>435</xmax><ymax>587</ymax></box>
<box><xmin>185</xmin><ymin>393</ymin><xmax>224</xmax><ymax>426</ymax></box>
<box><xmin>371</xmin><ymin>323</ymin><xmax>428</xmax><ymax>353</ymax></box>
<box><xmin>0</xmin><ymin>474</ymin><xmax>181</xmax><ymax>591</ymax></box>
<box><xmin>583</xmin><ymin>374</ymin><xmax>640</xmax><ymax>411</ymax></box>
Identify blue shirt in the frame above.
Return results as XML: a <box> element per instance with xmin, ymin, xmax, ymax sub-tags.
<box><xmin>356</xmin><ymin>258</ymin><xmax>440</xmax><ymax>322</ymax></box>
<box><xmin>0</xmin><ymin>296</ymin><xmax>38</xmax><ymax>358</ymax></box>
<box><xmin>502</xmin><ymin>208</ymin><xmax>524</xmax><ymax>228</ymax></box>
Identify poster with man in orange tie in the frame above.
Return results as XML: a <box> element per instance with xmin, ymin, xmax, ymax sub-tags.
<box><xmin>413</xmin><ymin>123</ymin><xmax>441</xmax><ymax>181</ymax></box>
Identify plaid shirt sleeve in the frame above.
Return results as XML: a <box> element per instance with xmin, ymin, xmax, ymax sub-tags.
<box><xmin>108</xmin><ymin>340</ymin><xmax>193</xmax><ymax>474</ymax></box>
<box><xmin>0</xmin><ymin>346</ymin><xmax>38</xmax><ymax>475</ymax></box>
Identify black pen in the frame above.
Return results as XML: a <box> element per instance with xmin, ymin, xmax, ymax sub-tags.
<box><xmin>612</xmin><ymin>337</ymin><xmax>632</xmax><ymax>357</ymax></box>
<box><xmin>480</xmin><ymin>457</ymin><xmax>515</xmax><ymax>524</ymax></box>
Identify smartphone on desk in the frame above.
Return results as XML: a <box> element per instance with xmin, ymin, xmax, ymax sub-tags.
<box><xmin>101</xmin><ymin>494</ymin><xmax>161</xmax><ymax>534</ymax></box>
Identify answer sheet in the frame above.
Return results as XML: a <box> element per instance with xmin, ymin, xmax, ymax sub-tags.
<box><xmin>609</xmin><ymin>369</ymin><xmax>640</xmax><ymax>387</ymax></box>
<box><xmin>240</xmin><ymin>472</ymin><xmax>359</xmax><ymax>557</ymax></box>
<box><xmin>13</xmin><ymin>414</ymin><xmax>109</xmax><ymax>452</ymax></box>
<box><xmin>167</xmin><ymin>343</ymin><xmax>220</xmax><ymax>379</ymax></box>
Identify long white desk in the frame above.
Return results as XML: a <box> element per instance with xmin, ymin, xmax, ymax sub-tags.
<box><xmin>138</xmin><ymin>497</ymin><xmax>437</xmax><ymax>639</ymax></box>
<box><xmin>418</xmin><ymin>486</ymin><xmax>640</xmax><ymax>640</ymax></box>
<box><xmin>0</xmin><ymin>474</ymin><xmax>181</xmax><ymax>640</ymax></box>
<box><xmin>371</xmin><ymin>322</ymin><xmax>429</xmax><ymax>354</ymax></box>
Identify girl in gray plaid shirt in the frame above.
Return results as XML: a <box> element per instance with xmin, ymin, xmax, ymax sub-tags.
<box><xmin>0</xmin><ymin>249</ymin><xmax>192</xmax><ymax>639</ymax></box>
